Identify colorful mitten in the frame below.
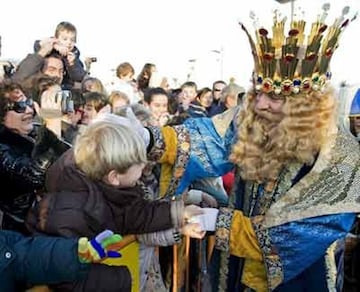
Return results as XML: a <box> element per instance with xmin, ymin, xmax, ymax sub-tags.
<box><xmin>78</xmin><ymin>230</ymin><xmax>123</xmax><ymax>263</ymax></box>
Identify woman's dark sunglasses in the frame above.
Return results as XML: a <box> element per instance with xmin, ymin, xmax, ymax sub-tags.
<box><xmin>5</xmin><ymin>98</ymin><xmax>34</xmax><ymax>113</ymax></box>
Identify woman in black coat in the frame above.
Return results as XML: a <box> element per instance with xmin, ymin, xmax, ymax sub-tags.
<box><xmin>0</xmin><ymin>81</ymin><xmax>70</xmax><ymax>234</ymax></box>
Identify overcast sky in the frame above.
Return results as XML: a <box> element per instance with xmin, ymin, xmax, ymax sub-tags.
<box><xmin>1</xmin><ymin>0</ymin><xmax>359</xmax><ymax>89</ymax></box>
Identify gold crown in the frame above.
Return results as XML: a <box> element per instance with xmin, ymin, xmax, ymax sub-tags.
<box><xmin>240</xmin><ymin>3</ymin><xmax>357</xmax><ymax>96</ymax></box>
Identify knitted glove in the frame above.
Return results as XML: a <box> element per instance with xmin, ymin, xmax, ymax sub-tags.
<box><xmin>78</xmin><ymin>230</ymin><xmax>123</xmax><ymax>263</ymax></box>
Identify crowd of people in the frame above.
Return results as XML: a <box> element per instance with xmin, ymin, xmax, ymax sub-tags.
<box><xmin>0</xmin><ymin>3</ymin><xmax>360</xmax><ymax>291</ymax></box>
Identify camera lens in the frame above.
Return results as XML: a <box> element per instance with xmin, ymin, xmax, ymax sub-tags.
<box><xmin>60</xmin><ymin>90</ymin><xmax>73</xmax><ymax>114</ymax></box>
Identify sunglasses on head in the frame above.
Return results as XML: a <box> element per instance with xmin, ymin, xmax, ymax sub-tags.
<box><xmin>5</xmin><ymin>98</ymin><xmax>34</xmax><ymax>113</ymax></box>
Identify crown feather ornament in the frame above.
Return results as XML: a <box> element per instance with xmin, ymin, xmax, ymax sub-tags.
<box><xmin>240</xmin><ymin>3</ymin><xmax>357</xmax><ymax>97</ymax></box>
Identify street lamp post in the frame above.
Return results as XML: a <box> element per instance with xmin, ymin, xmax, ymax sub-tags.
<box><xmin>211</xmin><ymin>47</ymin><xmax>224</xmax><ymax>80</ymax></box>
<box><xmin>274</xmin><ymin>0</ymin><xmax>296</xmax><ymax>22</ymax></box>
<box><xmin>187</xmin><ymin>58</ymin><xmax>197</xmax><ymax>81</ymax></box>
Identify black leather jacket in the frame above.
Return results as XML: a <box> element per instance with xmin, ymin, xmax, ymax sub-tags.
<box><xmin>0</xmin><ymin>124</ymin><xmax>69</xmax><ymax>234</ymax></box>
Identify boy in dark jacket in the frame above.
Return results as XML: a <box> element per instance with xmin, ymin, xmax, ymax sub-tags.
<box><xmin>27</xmin><ymin>119</ymin><xmax>205</xmax><ymax>291</ymax></box>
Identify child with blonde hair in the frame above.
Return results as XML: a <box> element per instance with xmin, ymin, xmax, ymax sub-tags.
<box><xmin>27</xmin><ymin>120</ymin><xmax>205</xmax><ymax>291</ymax></box>
<box><xmin>108</xmin><ymin>90</ymin><xmax>130</xmax><ymax>112</ymax></box>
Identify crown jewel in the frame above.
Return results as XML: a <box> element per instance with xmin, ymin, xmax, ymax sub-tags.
<box><xmin>241</xmin><ymin>3</ymin><xmax>357</xmax><ymax>97</ymax></box>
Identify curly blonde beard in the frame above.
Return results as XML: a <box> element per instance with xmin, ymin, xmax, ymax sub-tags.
<box><xmin>230</xmin><ymin>89</ymin><xmax>336</xmax><ymax>190</ymax></box>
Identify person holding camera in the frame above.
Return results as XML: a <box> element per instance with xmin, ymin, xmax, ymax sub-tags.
<box><xmin>61</xmin><ymin>90</ymin><xmax>111</xmax><ymax>144</ymax></box>
<box><xmin>13</xmin><ymin>21</ymin><xmax>86</xmax><ymax>90</ymax></box>
<box><xmin>0</xmin><ymin>80</ymin><xmax>70</xmax><ymax>234</ymax></box>
<box><xmin>0</xmin><ymin>60</ymin><xmax>16</xmax><ymax>84</ymax></box>
<box><xmin>30</xmin><ymin>74</ymin><xmax>75</xmax><ymax>137</ymax></box>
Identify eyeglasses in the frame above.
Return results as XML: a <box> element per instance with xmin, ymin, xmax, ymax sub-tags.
<box><xmin>214</xmin><ymin>88</ymin><xmax>222</xmax><ymax>92</ymax></box>
<box><xmin>5</xmin><ymin>98</ymin><xmax>34</xmax><ymax>113</ymax></box>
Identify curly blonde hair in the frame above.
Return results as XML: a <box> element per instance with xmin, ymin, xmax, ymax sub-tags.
<box><xmin>230</xmin><ymin>88</ymin><xmax>336</xmax><ymax>189</ymax></box>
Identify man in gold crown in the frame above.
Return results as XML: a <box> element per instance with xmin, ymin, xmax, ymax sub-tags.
<box><xmin>116</xmin><ymin>4</ymin><xmax>360</xmax><ymax>291</ymax></box>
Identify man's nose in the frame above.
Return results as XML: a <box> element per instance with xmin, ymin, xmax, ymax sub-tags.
<box><xmin>256</xmin><ymin>94</ymin><xmax>270</xmax><ymax>110</ymax></box>
<box><xmin>15</xmin><ymin>93</ymin><xmax>25</xmax><ymax>100</ymax></box>
<box><xmin>25</xmin><ymin>104</ymin><xmax>34</xmax><ymax>114</ymax></box>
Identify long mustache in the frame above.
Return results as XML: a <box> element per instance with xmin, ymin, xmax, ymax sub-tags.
<box><xmin>255</xmin><ymin>109</ymin><xmax>283</xmax><ymax>124</ymax></box>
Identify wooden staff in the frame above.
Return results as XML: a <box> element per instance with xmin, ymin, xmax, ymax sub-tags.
<box><xmin>172</xmin><ymin>244</ymin><xmax>178</xmax><ymax>292</ymax></box>
<box><xmin>207</xmin><ymin>234</ymin><xmax>215</xmax><ymax>263</ymax></box>
<box><xmin>185</xmin><ymin>235</ymin><xmax>190</xmax><ymax>292</ymax></box>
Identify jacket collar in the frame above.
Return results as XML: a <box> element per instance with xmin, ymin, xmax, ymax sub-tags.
<box><xmin>0</xmin><ymin>125</ymin><xmax>35</xmax><ymax>153</ymax></box>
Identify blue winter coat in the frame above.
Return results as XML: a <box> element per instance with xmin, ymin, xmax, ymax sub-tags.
<box><xmin>0</xmin><ymin>230</ymin><xmax>88</xmax><ymax>291</ymax></box>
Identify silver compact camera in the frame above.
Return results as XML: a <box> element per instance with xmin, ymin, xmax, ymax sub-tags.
<box><xmin>56</xmin><ymin>90</ymin><xmax>74</xmax><ymax>114</ymax></box>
